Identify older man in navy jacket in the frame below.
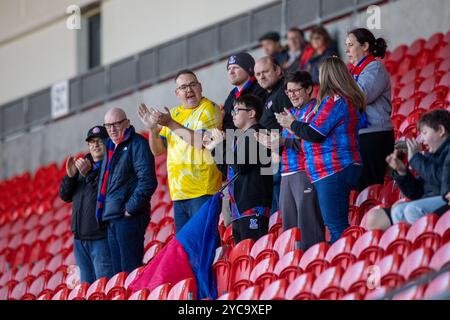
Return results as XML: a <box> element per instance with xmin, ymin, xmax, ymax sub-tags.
<box><xmin>97</xmin><ymin>107</ymin><xmax>157</xmax><ymax>274</ymax></box>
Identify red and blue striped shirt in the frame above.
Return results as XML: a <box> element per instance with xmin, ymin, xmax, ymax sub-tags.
<box><xmin>280</xmin><ymin>99</ymin><xmax>316</xmax><ymax>174</ymax></box>
<box><xmin>303</xmin><ymin>95</ymin><xmax>362</xmax><ymax>182</ymax></box>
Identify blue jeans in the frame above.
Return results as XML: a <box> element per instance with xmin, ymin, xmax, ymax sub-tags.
<box><xmin>173</xmin><ymin>195</ymin><xmax>212</xmax><ymax>233</ymax></box>
<box><xmin>391</xmin><ymin>196</ymin><xmax>447</xmax><ymax>224</ymax></box>
<box><xmin>313</xmin><ymin>164</ymin><xmax>362</xmax><ymax>244</ymax></box>
<box><xmin>107</xmin><ymin>214</ymin><xmax>149</xmax><ymax>274</ymax></box>
<box><xmin>271</xmin><ymin>171</ymin><xmax>281</xmax><ymax>215</ymax></box>
<box><xmin>73</xmin><ymin>238</ymin><xmax>114</xmax><ymax>284</ymax></box>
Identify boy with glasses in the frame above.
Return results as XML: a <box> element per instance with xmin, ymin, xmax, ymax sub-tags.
<box><xmin>204</xmin><ymin>95</ymin><xmax>273</xmax><ymax>244</ymax></box>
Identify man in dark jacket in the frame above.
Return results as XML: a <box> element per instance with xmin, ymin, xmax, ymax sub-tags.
<box><xmin>97</xmin><ymin>108</ymin><xmax>157</xmax><ymax>274</ymax></box>
<box><xmin>59</xmin><ymin>125</ymin><xmax>113</xmax><ymax>284</ymax></box>
<box><xmin>223</xmin><ymin>52</ymin><xmax>268</xmax><ymax>130</ymax></box>
<box><xmin>254</xmin><ymin>56</ymin><xmax>293</xmax><ymax>214</ymax></box>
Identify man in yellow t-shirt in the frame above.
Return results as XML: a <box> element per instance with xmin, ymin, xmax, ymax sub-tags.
<box><xmin>138</xmin><ymin>69</ymin><xmax>222</xmax><ymax>232</ymax></box>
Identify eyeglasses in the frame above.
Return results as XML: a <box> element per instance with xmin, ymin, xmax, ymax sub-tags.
<box><xmin>88</xmin><ymin>139</ymin><xmax>103</xmax><ymax>146</ymax></box>
<box><xmin>176</xmin><ymin>81</ymin><xmax>200</xmax><ymax>92</ymax></box>
<box><xmin>104</xmin><ymin>119</ymin><xmax>127</xmax><ymax>130</ymax></box>
<box><xmin>231</xmin><ymin>108</ymin><xmax>252</xmax><ymax>116</ymax></box>
<box><xmin>285</xmin><ymin>88</ymin><xmax>306</xmax><ymax>96</ymax></box>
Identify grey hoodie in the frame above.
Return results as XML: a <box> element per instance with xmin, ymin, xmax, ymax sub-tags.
<box><xmin>356</xmin><ymin>60</ymin><xmax>394</xmax><ymax>134</ymax></box>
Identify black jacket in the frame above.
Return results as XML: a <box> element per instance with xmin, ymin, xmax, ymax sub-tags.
<box><xmin>59</xmin><ymin>154</ymin><xmax>106</xmax><ymax>240</ymax></box>
<box><xmin>223</xmin><ymin>80</ymin><xmax>268</xmax><ymax>130</ymax></box>
<box><xmin>392</xmin><ymin>137</ymin><xmax>450</xmax><ymax>206</ymax></box>
<box><xmin>260</xmin><ymin>78</ymin><xmax>293</xmax><ymax>130</ymax></box>
<box><xmin>213</xmin><ymin>123</ymin><xmax>273</xmax><ymax>213</ymax></box>
<box><xmin>97</xmin><ymin>126</ymin><xmax>158</xmax><ymax>221</ymax></box>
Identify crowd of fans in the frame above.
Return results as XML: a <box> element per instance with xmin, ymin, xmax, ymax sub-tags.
<box><xmin>59</xmin><ymin>26</ymin><xmax>450</xmax><ymax>285</ymax></box>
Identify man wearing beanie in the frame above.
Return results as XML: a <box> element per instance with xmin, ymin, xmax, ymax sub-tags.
<box><xmin>222</xmin><ymin>52</ymin><xmax>268</xmax><ymax>131</ymax></box>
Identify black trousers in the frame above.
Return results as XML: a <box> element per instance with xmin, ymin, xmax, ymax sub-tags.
<box><xmin>232</xmin><ymin>215</ymin><xmax>269</xmax><ymax>244</ymax></box>
<box><xmin>357</xmin><ymin>130</ymin><xmax>395</xmax><ymax>191</ymax></box>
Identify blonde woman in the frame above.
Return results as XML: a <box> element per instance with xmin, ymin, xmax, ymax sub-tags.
<box><xmin>275</xmin><ymin>57</ymin><xmax>364</xmax><ymax>243</ymax></box>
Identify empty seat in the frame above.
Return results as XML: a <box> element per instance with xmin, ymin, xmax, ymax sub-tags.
<box><xmin>284</xmin><ymin>272</ymin><xmax>315</xmax><ymax>300</ymax></box>
<box><xmin>430</xmin><ymin>242</ymin><xmax>450</xmax><ymax>270</ymax></box>
<box><xmin>340</xmin><ymin>260</ymin><xmax>371</xmax><ymax>297</ymax></box>
<box><xmin>364</xmin><ymin>286</ymin><xmax>389</xmax><ymax>300</ymax></box>
<box><xmin>434</xmin><ymin>210</ymin><xmax>450</xmax><ymax>243</ymax></box>
<box><xmin>167</xmin><ymin>278</ymin><xmax>197</xmax><ymax>300</ymax></box>
<box><xmin>299</xmin><ymin>242</ymin><xmax>330</xmax><ymax>277</ymax></box>
<box><xmin>379</xmin><ymin>222</ymin><xmax>411</xmax><ymax>256</ymax></box>
<box><xmin>86</xmin><ymin>277</ymin><xmax>108</xmax><ymax>300</ymax></box>
<box><xmin>377</xmin><ymin>253</ymin><xmax>404</xmax><ymax>288</ymax></box>
<box><xmin>128</xmin><ymin>288</ymin><xmax>150</xmax><ymax>300</ymax></box>
<box><xmin>354</xmin><ymin>185</ymin><xmax>383</xmax><ymax>224</ymax></box>
<box><xmin>268</xmin><ymin>211</ymin><xmax>282</xmax><ymax>237</ymax></box>
<box><xmin>423</xmin><ymin>271</ymin><xmax>450</xmax><ymax>299</ymax></box>
<box><xmin>45</xmin><ymin>270</ymin><xmax>67</xmax><ymax>295</ymax></box>
<box><xmin>51</xmin><ymin>287</ymin><xmax>70</xmax><ymax>300</ymax></box>
<box><xmin>249</xmin><ymin>233</ymin><xmax>276</xmax><ymax>264</ymax></box>
<box><xmin>325</xmin><ymin>236</ymin><xmax>355</xmax><ymax>269</ymax></box>
<box><xmin>351</xmin><ymin>230</ymin><xmax>383</xmax><ymax>263</ymax></box>
<box><xmin>124</xmin><ymin>266</ymin><xmax>144</xmax><ymax>295</ymax></box>
<box><xmin>248</xmin><ymin>256</ymin><xmax>278</xmax><ymax>290</ymax></box>
<box><xmin>147</xmin><ymin>283</ymin><xmax>171</xmax><ymax>300</ymax></box>
<box><xmin>406</xmin><ymin>214</ymin><xmax>440</xmax><ymax>251</ymax></box>
<box><xmin>399</xmin><ymin>247</ymin><xmax>434</xmax><ymax>280</ymax></box>
<box><xmin>273</xmin><ymin>250</ymin><xmax>303</xmax><ymax>282</ymax></box>
<box><xmin>392</xmin><ymin>285</ymin><xmax>424</xmax><ymax>300</ymax></box>
<box><xmin>68</xmin><ymin>283</ymin><xmax>89</xmax><ymax>300</ymax></box>
<box><xmin>235</xmin><ymin>285</ymin><xmax>261</xmax><ymax>300</ymax></box>
<box><xmin>311</xmin><ymin>266</ymin><xmax>345</xmax><ymax>300</ymax></box>
<box><xmin>259</xmin><ymin>279</ymin><xmax>287</xmax><ymax>300</ymax></box>
<box><xmin>143</xmin><ymin>242</ymin><xmax>163</xmax><ymax>264</ymax></box>
<box><xmin>105</xmin><ymin>272</ymin><xmax>128</xmax><ymax>299</ymax></box>
<box><xmin>272</xmin><ymin>227</ymin><xmax>301</xmax><ymax>260</ymax></box>
<box><xmin>23</xmin><ymin>274</ymin><xmax>48</xmax><ymax>300</ymax></box>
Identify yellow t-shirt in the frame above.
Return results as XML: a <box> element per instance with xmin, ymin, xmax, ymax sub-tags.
<box><xmin>159</xmin><ymin>97</ymin><xmax>222</xmax><ymax>201</ymax></box>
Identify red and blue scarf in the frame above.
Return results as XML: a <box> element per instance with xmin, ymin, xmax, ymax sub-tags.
<box><xmin>96</xmin><ymin>128</ymin><xmax>130</xmax><ymax>221</ymax></box>
<box><xmin>350</xmin><ymin>55</ymin><xmax>376</xmax><ymax>129</ymax></box>
<box><xmin>234</xmin><ymin>77</ymin><xmax>256</xmax><ymax>99</ymax></box>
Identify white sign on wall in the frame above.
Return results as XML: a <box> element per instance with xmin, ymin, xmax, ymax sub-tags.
<box><xmin>51</xmin><ymin>80</ymin><xmax>69</xmax><ymax>119</ymax></box>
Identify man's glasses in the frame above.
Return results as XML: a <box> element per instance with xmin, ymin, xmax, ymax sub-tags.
<box><xmin>104</xmin><ymin>119</ymin><xmax>127</xmax><ymax>130</ymax></box>
<box><xmin>176</xmin><ymin>81</ymin><xmax>200</xmax><ymax>92</ymax></box>
<box><xmin>285</xmin><ymin>87</ymin><xmax>306</xmax><ymax>96</ymax></box>
<box><xmin>231</xmin><ymin>108</ymin><xmax>252</xmax><ymax>116</ymax></box>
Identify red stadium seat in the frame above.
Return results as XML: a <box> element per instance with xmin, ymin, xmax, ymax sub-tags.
<box><xmin>124</xmin><ymin>266</ymin><xmax>144</xmax><ymax>295</ymax></box>
<box><xmin>147</xmin><ymin>283</ymin><xmax>171</xmax><ymax>300</ymax></box>
<box><xmin>419</xmin><ymin>61</ymin><xmax>440</xmax><ymax>79</ymax></box>
<box><xmin>325</xmin><ymin>236</ymin><xmax>355</xmax><ymax>269</ymax></box>
<box><xmin>51</xmin><ymin>287</ymin><xmax>70</xmax><ymax>300</ymax></box>
<box><xmin>423</xmin><ymin>271</ymin><xmax>450</xmax><ymax>299</ymax></box>
<box><xmin>339</xmin><ymin>292</ymin><xmax>363</xmax><ymax>300</ymax></box>
<box><xmin>36</xmin><ymin>292</ymin><xmax>52</xmax><ymax>300</ymax></box>
<box><xmin>259</xmin><ymin>279</ymin><xmax>287</xmax><ymax>300</ymax></box>
<box><xmin>299</xmin><ymin>242</ymin><xmax>330</xmax><ymax>277</ymax></box>
<box><xmin>399</xmin><ymin>69</ymin><xmax>418</xmax><ymax>86</ymax></box>
<box><xmin>377</xmin><ymin>253</ymin><xmax>404</xmax><ymax>288</ymax></box>
<box><xmin>167</xmin><ymin>278</ymin><xmax>197</xmax><ymax>300</ymax></box>
<box><xmin>249</xmin><ymin>256</ymin><xmax>278</xmax><ymax>290</ymax></box>
<box><xmin>143</xmin><ymin>242</ymin><xmax>163</xmax><ymax>264</ymax></box>
<box><xmin>105</xmin><ymin>272</ymin><xmax>128</xmax><ymax>299</ymax></box>
<box><xmin>273</xmin><ymin>250</ymin><xmax>303</xmax><ymax>282</ymax></box>
<box><xmin>23</xmin><ymin>274</ymin><xmax>49</xmax><ymax>300</ymax></box>
<box><xmin>435</xmin><ymin>43</ymin><xmax>450</xmax><ymax>60</ymax></box>
<box><xmin>45</xmin><ymin>270</ymin><xmax>67</xmax><ymax>295</ymax></box>
<box><xmin>407</xmin><ymin>39</ymin><xmax>425</xmax><ymax>57</ymax></box>
<box><xmin>268</xmin><ymin>210</ymin><xmax>282</xmax><ymax>237</ymax></box>
<box><xmin>379</xmin><ymin>222</ymin><xmax>411</xmax><ymax>256</ymax></box>
<box><xmin>235</xmin><ymin>285</ymin><xmax>261</xmax><ymax>300</ymax></box>
<box><xmin>311</xmin><ymin>266</ymin><xmax>345</xmax><ymax>300</ymax></box>
<box><xmin>430</xmin><ymin>242</ymin><xmax>450</xmax><ymax>271</ymax></box>
<box><xmin>217</xmin><ymin>291</ymin><xmax>237</xmax><ymax>300</ymax></box>
<box><xmin>425</xmin><ymin>33</ymin><xmax>444</xmax><ymax>50</ymax></box>
<box><xmin>221</xmin><ymin>224</ymin><xmax>234</xmax><ymax>247</ymax></box>
<box><xmin>351</xmin><ymin>230</ymin><xmax>383</xmax><ymax>263</ymax></box>
<box><xmin>272</xmin><ymin>227</ymin><xmax>301</xmax><ymax>260</ymax></box>
<box><xmin>438</xmin><ymin>57</ymin><xmax>450</xmax><ymax>74</ymax></box>
<box><xmin>86</xmin><ymin>277</ymin><xmax>108</xmax><ymax>300</ymax></box>
<box><xmin>434</xmin><ymin>210</ymin><xmax>450</xmax><ymax>244</ymax></box>
<box><xmin>419</xmin><ymin>92</ymin><xmax>447</xmax><ymax>111</ymax></box>
<box><xmin>68</xmin><ymin>283</ymin><xmax>89</xmax><ymax>300</ymax></box>
<box><xmin>148</xmin><ymin>223</ymin><xmax>175</xmax><ymax>247</ymax></box>
<box><xmin>284</xmin><ymin>272</ymin><xmax>315</xmax><ymax>300</ymax></box>
<box><xmin>9</xmin><ymin>281</ymin><xmax>28</xmax><ymax>300</ymax></box>
<box><xmin>249</xmin><ymin>233</ymin><xmax>276</xmax><ymax>264</ymax></box>
<box><xmin>342</xmin><ymin>225</ymin><xmax>366</xmax><ymax>240</ymax></box>
<box><xmin>128</xmin><ymin>288</ymin><xmax>150</xmax><ymax>300</ymax></box>
<box><xmin>399</xmin><ymin>247</ymin><xmax>434</xmax><ymax>280</ymax></box>
<box><xmin>353</xmin><ymin>185</ymin><xmax>383</xmax><ymax>224</ymax></box>
<box><xmin>340</xmin><ymin>259</ymin><xmax>372</xmax><ymax>296</ymax></box>
<box><xmin>406</xmin><ymin>214</ymin><xmax>440</xmax><ymax>250</ymax></box>
<box><xmin>392</xmin><ymin>285</ymin><xmax>425</xmax><ymax>300</ymax></box>
<box><xmin>365</xmin><ymin>286</ymin><xmax>389</xmax><ymax>300</ymax></box>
